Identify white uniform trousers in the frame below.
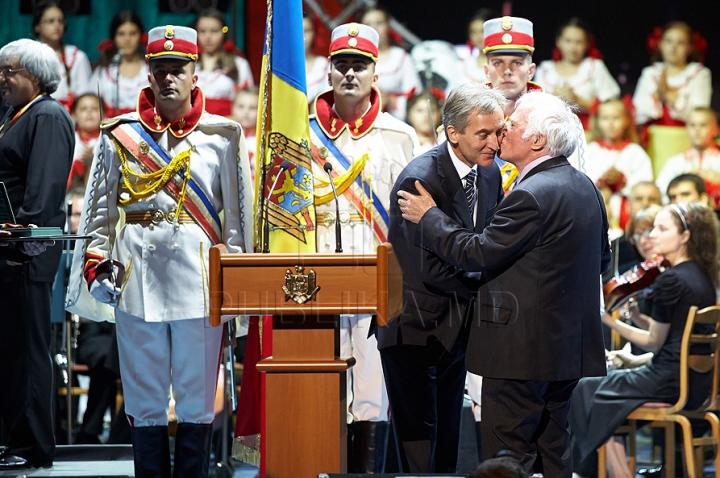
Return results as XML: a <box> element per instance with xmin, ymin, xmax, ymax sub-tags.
<box><xmin>341</xmin><ymin>314</ymin><xmax>389</xmax><ymax>423</ymax></box>
<box><xmin>116</xmin><ymin>310</ymin><xmax>224</xmax><ymax>426</ymax></box>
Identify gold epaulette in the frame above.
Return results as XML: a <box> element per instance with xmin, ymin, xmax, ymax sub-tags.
<box><xmin>100</xmin><ymin>117</ymin><xmax>140</xmax><ymax>130</ymax></box>
<box><xmin>100</xmin><ymin>118</ymin><xmax>122</xmax><ymax>130</ymax></box>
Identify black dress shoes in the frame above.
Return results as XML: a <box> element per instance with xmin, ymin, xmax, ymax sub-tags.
<box><xmin>0</xmin><ymin>454</ymin><xmax>31</xmax><ymax>469</ymax></box>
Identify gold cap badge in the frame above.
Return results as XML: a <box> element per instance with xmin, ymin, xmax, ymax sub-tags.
<box><xmin>348</xmin><ymin>38</ymin><xmax>358</xmax><ymax>47</ymax></box>
<box><xmin>502</xmin><ymin>33</ymin><xmax>513</xmax><ymax>44</ymax></box>
<box><xmin>348</xmin><ymin>23</ymin><xmax>359</xmax><ymax>36</ymax></box>
<box><xmin>165</xmin><ymin>25</ymin><xmax>175</xmax><ymax>39</ymax></box>
<box><xmin>501</xmin><ymin>16</ymin><xmax>513</xmax><ymax>31</ymax></box>
<box><xmin>164</xmin><ymin>40</ymin><xmax>174</xmax><ymax>51</ymax></box>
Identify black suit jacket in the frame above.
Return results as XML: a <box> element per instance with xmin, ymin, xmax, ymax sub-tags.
<box><xmin>416</xmin><ymin>156</ymin><xmax>611</xmax><ymax>380</ymax></box>
<box><xmin>0</xmin><ymin>97</ymin><xmax>74</xmax><ymax>283</ymax></box>
<box><xmin>378</xmin><ymin>141</ymin><xmax>504</xmax><ymax>352</ymax></box>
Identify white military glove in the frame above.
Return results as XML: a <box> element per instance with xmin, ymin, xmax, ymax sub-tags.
<box><xmin>89</xmin><ymin>277</ymin><xmax>122</xmax><ymax>306</ymax></box>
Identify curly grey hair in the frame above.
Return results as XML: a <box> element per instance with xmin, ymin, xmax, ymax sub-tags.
<box><xmin>0</xmin><ymin>39</ymin><xmax>62</xmax><ymax>94</ymax></box>
<box><xmin>515</xmin><ymin>91</ymin><xmax>578</xmax><ymax>158</ymax></box>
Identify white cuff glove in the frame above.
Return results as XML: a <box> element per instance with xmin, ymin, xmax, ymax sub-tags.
<box><xmin>90</xmin><ymin>278</ymin><xmax>121</xmax><ymax>306</ymax></box>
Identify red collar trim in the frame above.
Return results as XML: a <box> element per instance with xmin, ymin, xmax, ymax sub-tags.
<box><xmin>137</xmin><ymin>87</ymin><xmax>205</xmax><ymax>138</ymax></box>
<box><xmin>596</xmin><ymin>139</ymin><xmax>632</xmax><ymax>151</ymax></box>
<box><xmin>313</xmin><ymin>86</ymin><xmax>381</xmax><ymax>140</ymax></box>
<box><xmin>526</xmin><ymin>81</ymin><xmax>544</xmax><ymax>92</ymax></box>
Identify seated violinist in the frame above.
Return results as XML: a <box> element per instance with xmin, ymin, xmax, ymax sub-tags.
<box><xmin>569</xmin><ymin>202</ymin><xmax>719</xmax><ymax>478</ymax></box>
<box><xmin>602</xmin><ymin>182</ymin><xmax>662</xmax><ymax>283</ymax></box>
<box><xmin>606</xmin><ymin>204</ymin><xmax>663</xmax><ymax>359</ymax></box>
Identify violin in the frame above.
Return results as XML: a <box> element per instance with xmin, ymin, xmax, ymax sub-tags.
<box><xmin>603</xmin><ymin>255</ymin><xmax>669</xmax><ymax>312</ymax></box>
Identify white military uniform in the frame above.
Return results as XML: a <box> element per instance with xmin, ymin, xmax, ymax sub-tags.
<box><xmin>310</xmin><ymin>87</ymin><xmax>418</xmax><ymax>423</ymax></box>
<box><xmin>66</xmin><ymin>86</ymin><xmax>254</xmax><ymax>426</ymax></box>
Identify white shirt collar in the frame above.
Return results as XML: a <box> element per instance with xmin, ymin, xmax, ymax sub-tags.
<box><xmin>447</xmin><ymin>142</ymin><xmax>476</xmax><ymax>181</ymax></box>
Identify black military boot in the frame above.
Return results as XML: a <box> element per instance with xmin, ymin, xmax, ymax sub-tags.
<box><xmin>172</xmin><ymin>422</ymin><xmax>213</xmax><ymax>478</ymax></box>
<box><xmin>370</xmin><ymin>421</ymin><xmax>389</xmax><ymax>473</ymax></box>
<box><xmin>348</xmin><ymin>421</ymin><xmax>389</xmax><ymax>473</ymax></box>
<box><xmin>131</xmin><ymin>426</ymin><xmax>171</xmax><ymax>478</ymax></box>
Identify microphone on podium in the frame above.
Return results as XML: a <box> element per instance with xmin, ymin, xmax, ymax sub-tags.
<box><xmin>323</xmin><ymin>162</ymin><xmax>343</xmax><ymax>253</ymax></box>
<box><xmin>262</xmin><ymin>160</ymin><xmax>290</xmax><ymax>253</ymax></box>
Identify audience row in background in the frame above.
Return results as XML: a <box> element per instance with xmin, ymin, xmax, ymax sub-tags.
<box><xmin>31</xmin><ymin>2</ymin><xmax>254</xmax><ymax>118</ymax></box>
<box><xmin>26</xmin><ymin>0</ymin><xmax>718</xmax><ymax>225</ymax></box>
<box><xmin>28</xmin><ymin>2</ymin><xmax>712</xmax><ymax>128</ymax></box>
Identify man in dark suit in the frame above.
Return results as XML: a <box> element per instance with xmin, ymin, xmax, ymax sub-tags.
<box><xmin>0</xmin><ymin>39</ymin><xmax>74</xmax><ymax>469</ymax></box>
<box><xmin>378</xmin><ymin>82</ymin><xmax>506</xmax><ymax>473</ymax></box>
<box><xmin>398</xmin><ymin>91</ymin><xmax>611</xmax><ymax>477</ymax></box>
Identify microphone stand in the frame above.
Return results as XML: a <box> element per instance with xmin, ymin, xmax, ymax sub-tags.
<box><xmin>112</xmin><ymin>52</ymin><xmax>123</xmax><ymax>117</ymax></box>
<box><xmin>323</xmin><ymin>162</ymin><xmax>343</xmax><ymax>253</ymax></box>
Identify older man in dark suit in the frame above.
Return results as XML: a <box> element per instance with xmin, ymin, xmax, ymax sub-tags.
<box><xmin>378</xmin><ymin>82</ymin><xmax>506</xmax><ymax>473</ymax></box>
<box><xmin>398</xmin><ymin>91</ymin><xmax>611</xmax><ymax>478</ymax></box>
<box><xmin>0</xmin><ymin>39</ymin><xmax>73</xmax><ymax>470</ymax></box>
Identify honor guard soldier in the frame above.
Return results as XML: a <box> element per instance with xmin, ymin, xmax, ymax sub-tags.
<box><xmin>65</xmin><ymin>25</ymin><xmax>253</xmax><ymax>478</ymax></box>
<box><xmin>309</xmin><ymin>22</ymin><xmax>419</xmax><ymax>472</ymax></box>
<box><xmin>482</xmin><ymin>16</ymin><xmax>588</xmax><ymax>190</ymax></box>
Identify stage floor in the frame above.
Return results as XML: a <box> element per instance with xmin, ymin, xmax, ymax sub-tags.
<box><xmin>0</xmin><ymin>445</ymin><xmax>259</xmax><ymax>477</ymax></box>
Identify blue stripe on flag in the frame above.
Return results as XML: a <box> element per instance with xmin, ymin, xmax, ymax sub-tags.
<box><xmin>270</xmin><ymin>0</ymin><xmax>307</xmax><ymax>94</ymax></box>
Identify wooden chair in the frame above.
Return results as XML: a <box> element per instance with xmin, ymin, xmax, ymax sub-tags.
<box><xmin>598</xmin><ymin>305</ymin><xmax>720</xmax><ymax>478</ymax></box>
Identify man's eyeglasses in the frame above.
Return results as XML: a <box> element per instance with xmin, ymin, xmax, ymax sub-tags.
<box><xmin>628</xmin><ymin>229</ymin><xmax>652</xmax><ymax>245</ymax></box>
<box><xmin>0</xmin><ymin>67</ymin><xmax>27</xmax><ymax>77</ymax></box>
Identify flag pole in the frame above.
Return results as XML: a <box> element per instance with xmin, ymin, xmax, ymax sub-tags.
<box><xmin>255</xmin><ymin>0</ymin><xmax>274</xmax><ymax>252</ymax></box>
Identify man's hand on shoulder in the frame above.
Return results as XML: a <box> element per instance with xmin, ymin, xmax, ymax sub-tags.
<box><xmin>398</xmin><ymin>180</ymin><xmax>437</xmax><ymax>224</ymax></box>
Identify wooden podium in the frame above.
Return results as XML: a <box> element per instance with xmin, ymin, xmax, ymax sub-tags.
<box><xmin>209</xmin><ymin>243</ymin><xmax>403</xmax><ymax>478</ymax></box>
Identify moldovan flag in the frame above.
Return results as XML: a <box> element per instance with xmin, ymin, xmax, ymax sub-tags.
<box><xmin>233</xmin><ymin>0</ymin><xmax>316</xmax><ymax>473</ymax></box>
<box><xmin>252</xmin><ymin>0</ymin><xmax>316</xmax><ymax>254</ymax></box>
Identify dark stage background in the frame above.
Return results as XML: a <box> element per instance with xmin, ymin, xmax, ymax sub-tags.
<box><xmin>379</xmin><ymin>0</ymin><xmax>719</xmax><ymax>108</ymax></box>
<box><xmin>0</xmin><ymin>0</ymin><xmax>716</xmax><ymax>108</ymax></box>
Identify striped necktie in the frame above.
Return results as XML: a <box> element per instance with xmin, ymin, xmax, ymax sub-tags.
<box><xmin>464</xmin><ymin>168</ymin><xmax>477</xmax><ymax>213</ymax></box>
